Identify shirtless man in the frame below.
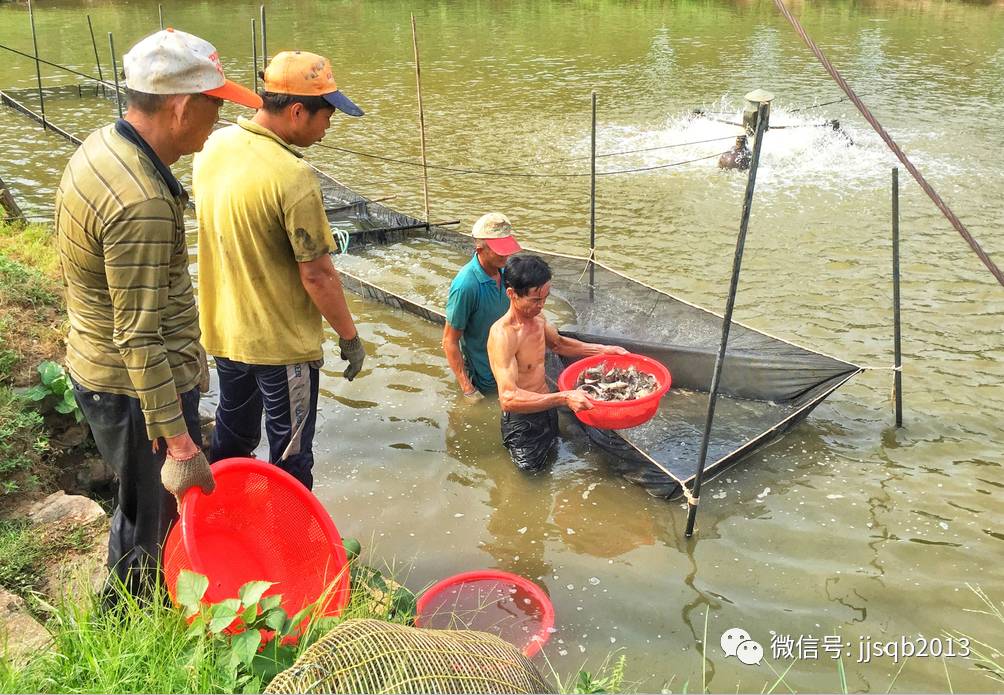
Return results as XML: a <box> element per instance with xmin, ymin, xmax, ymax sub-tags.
<box><xmin>487</xmin><ymin>254</ymin><xmax>626</xmax><ymax>471</ymax></box>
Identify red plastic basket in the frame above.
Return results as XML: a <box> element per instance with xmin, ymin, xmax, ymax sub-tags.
<box><xmin>415</xmin><ymin>570</ymin><xmax>555</xmax><ymax>658</ymax></box>
<box><xmin>163</xmin><ymin>458</ymin><xmax>349</xmax><ymax>624</ymax></box>
<box><xmin>557</xmin><ymin>353</ymin><xmax>671</xmax><ymax>429</ymax></box>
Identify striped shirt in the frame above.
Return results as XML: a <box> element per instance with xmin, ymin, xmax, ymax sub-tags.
<box><xmin>55</xmin><ymin>121</ymin><xmax>200</xmax><ymax>440</ymax></box>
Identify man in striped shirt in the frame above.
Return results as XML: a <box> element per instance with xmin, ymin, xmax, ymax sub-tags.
<box><xmin>55</xmin><ymin>29</ymin><xmax>261</xmax><ymax>598</ymax></box>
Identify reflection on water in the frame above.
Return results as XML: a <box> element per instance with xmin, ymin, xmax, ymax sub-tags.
<box><xmin>2</xmin><ymin>0</ymin><xmax>1003</xmax><ymax>690</ymax></box>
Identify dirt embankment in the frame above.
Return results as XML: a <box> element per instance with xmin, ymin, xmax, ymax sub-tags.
<box><xmin>0</xmin><ymin>222</ymin><xmax>66</xmax><ymax>387</ymax></box>
<box><xmin>0</xmin><ymin>221</ymin><xmax>99</xmax><ymax>517</ymax></box>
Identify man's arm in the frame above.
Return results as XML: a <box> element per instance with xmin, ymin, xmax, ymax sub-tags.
<box><xmin>488</xmin><ymin>323</ymin><xmax>592</xmax><ymax>414</ymax></box>
<box><xmin>103</xmin><ymin>199</ymin><xmax>191</xmax><ymax>447</ymax></box>
<box><xmin>299</xmin><ymin>255</ymin><xmax>366</xmax><ymax>380</ymax></box>
<box><xmin>544</xmin><ymin>322</ymin><xmax>628</xmax><ymax>358</ymax></box>
<box><xmin>299</xmin><ymin>255</ymin><xmax>357</xmax><ymax>340</ymax></box>
<box><xmin>442</xmin><ymin>323</ymin><xmax>478</xmax><ymax>397</ymax></box>
<box><xmin>284</xmin><ymin>177</ymin><xmax>366</xmax><ymax>380</ymax></box>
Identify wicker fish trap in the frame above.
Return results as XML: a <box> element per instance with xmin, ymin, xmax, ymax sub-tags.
<box><xmin>265</xmin><ymin>618</ymin><xmax>551</xmax><ymax>694</ymax></box>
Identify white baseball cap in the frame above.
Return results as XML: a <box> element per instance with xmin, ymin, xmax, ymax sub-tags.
<box><xmin>123</xmin><ymin>28</ymin><xmax>262</xmax><ymax>108</ymax></box>
<box><xmin>472</xmin><ymin>212</ymin><xmax>522</xmax><ymax>256</ymax></box>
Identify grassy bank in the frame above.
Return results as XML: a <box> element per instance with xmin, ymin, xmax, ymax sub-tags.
<box><xmin>0</xmin><ymin>221</ymin><xmax>67</xmax><ymax>506</ymax></box>
<box><xmin>0</xmin><ymin>221</ymin><xmax>64</xmax><ymax>388</ymax></box>
<box><xmin>0</xmin><ymin>564</ymin><xmax>629</xmax><ymax>694</ymax></box>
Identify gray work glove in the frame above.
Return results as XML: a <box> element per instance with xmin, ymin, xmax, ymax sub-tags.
<box><xmin>463</xmin><ymin>388</ymin><xmax>485</xmax><ymax>404</ymax></box>
<box><xmin>161</xmin><ymin>451</ymin><xmax>215</xmax><ymax>505</ymax></box>
<box><xmin>339</xmin><ymin>335</ymin><xmax>367</xmax><ymax>381</ymax></box>
<box><xmin>196</xmin><ymin>343</ymin><xmax>211</xmax><ymax>394</ymax></box>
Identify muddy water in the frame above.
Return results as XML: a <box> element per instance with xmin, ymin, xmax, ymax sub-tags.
<box><xmin>1</xmin><ymin>0</ymin><xmax>1003</xmax><ymax>691</ymax></box>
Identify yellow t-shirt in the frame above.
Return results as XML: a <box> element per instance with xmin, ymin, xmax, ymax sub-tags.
<box><xmin>193</xmin><ymin>118</ymin><xmax>335</xmax><ymax>365</ymax></box>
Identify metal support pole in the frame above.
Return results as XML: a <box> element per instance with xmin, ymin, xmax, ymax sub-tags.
<box><xmin>158</xmin><ymin>4</ymin><xmax>164</xmax><ymax>29</ymax></box>
<box><xmin>108</xmin><ymin>33</ymin><xmax>123</xmax><ymax>118</ymax></box>
<box><xmin>251</xmin><ymin>18</ymin><xmax>259</xmax><ymax>93</ymax></box>
<box><xmin>589</xmin><ymin>91</ymin><xmax>597</xmax><ymax>300</ymax></box>
<box><xmin>892</xmin><ymin>167</ymin><xmax>903</xmax><ymax>427</ymax></box>
<box><xmin>685</xmin><ymin>101</ymin><xmax>771</xmax><ymax>538</ymax></box>
<box><xmin>260</xmin><ymin>5</ymin><xmax>268</xmax><ymax>67</ymax></box>
<box><xmin>411</xmin><ymin>13</ymin><xmax>431</xmax><ymax>222</ymax></box>
<box><xmin>27</xmin><ymin>0</ymin><xmax>46</xmax><ymax>130</ymax></box>
<box><xmin>86</xmin><ymin>16</ymin><xmax>105</xmax><ymax>98</ymax></box>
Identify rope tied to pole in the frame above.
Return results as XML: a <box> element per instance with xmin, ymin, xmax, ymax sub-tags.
<box><xmin>575</xmin><ymin>247</ymin><xmax>598</xmax><ymax>285</ymax></box>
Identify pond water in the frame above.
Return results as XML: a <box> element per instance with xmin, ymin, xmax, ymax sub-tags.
<box><xmin>1</xmin><ymin>0</ymin><xmax>1002</xmax><ymax>691</ymax></box>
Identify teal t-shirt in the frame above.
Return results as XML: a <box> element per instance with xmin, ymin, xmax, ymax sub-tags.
<box><xmin>445</xmin><ymin>254</ymin><xmax>509</xmax><ymax>392</ymax></box>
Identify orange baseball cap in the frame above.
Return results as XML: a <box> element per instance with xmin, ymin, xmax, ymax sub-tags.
<box><xmin>262</xmin><ymin>51</ymin><xmax>363</xmax><ymax>117</ymax></box>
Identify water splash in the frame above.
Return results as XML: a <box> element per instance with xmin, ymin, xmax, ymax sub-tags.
<box><xmin>583</xmin><ymin>100</ymin><xmax>962</xmax><ymax>195</ymax></box>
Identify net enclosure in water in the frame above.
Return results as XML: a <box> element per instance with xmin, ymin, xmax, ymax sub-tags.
<box><xmin>315</xmin><ymin>168</ymin><xmax>861</xmax><ymax>500</ymax></box>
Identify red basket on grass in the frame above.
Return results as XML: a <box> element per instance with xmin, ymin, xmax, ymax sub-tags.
<box><xmin>557</xmin><ymin>353</ymin><xmax>671</xmax><ymax>429</ymax></box>
<box><xmin>163</xmin><ymin>458</ymin><xmax>349</xmax><ymax>627</ymax></box>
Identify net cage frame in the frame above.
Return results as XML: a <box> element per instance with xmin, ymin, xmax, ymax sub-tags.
<box><xmin>311</xmin><ymin>165</ymin><xmax>862</xmax><ymax>500</ymax></box>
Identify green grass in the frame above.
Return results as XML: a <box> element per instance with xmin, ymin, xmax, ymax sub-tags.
<box><xmin>947</xmin><ymin>584</ymin><xmax>1004</xmax><ymax>688</ymax></box>
<box><xmin>0</xmin><ymin>254</ymin><xmax>56</xmax><ymax>309</ymax></box>
<box><xmin>0</xmin><ymin>557</ymin><xmax>635</xmax><ymax>694</ymax></box>
<box><xmin>0</xmin><ymin>386</ymin><xmax>49</xmax><ymax>497</ymax></box>
<box><xmin>0</xmin><ymin>560</ymin><xmax>419</xmax><ymax>694</ymax></box>
<box><xmin>0</xmin><ymin>581</ymin><xmax>239</xmax><ymax>694</ymax></box>
<box><xmin>0</xmin><ymin>518</ymin><xmax>95</xmax><ymax>598</ymax></box>
<box><xmin>0</xmin><ymin>222</ymin><xmax>65</xmax><ymax>388</ymax></box>
<box><xmin>0</xmin><ymin>221</ymin><xmax>60</xmax><ymax>280</ymax></box>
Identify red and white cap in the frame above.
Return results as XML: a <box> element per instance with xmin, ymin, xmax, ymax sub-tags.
<box><xmin>123</xmin><ymin>28</ymin><xmax>262</xmax><ymax>109</ymax></box>
<box><xmin>472</xmin><ymin>212</ymin><xmax>522</xmax><ymax>256</ymax></box>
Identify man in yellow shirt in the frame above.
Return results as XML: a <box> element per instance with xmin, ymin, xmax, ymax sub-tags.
<box><xmin>193</xmin><ymin>51</ymin><xmax>366</xmax><ymax>490</ymax></box>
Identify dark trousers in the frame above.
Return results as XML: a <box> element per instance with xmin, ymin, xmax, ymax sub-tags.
<box><xmin>210</xmin><ymin>357</ymin><xmax>320</xmax><ymax>490</ymax></box>
<box><xmin>500</xmin><ymin>409</ymin><xmax>559</xmax><ymax>471</ymax></box>
<box><xmin>72</xmin><ymin>381</ymin><xmax>201</xmax><ymax>597</ymax></box>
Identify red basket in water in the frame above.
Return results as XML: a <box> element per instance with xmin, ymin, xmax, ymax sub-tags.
<box><xmin>557</xmin><ymin>353</ymin><xmax>671</xmax><ymax>429</ymax></box>
<box><xmin>415</xmin><ymin>570</ymin><xmax>555</xmax><ymax>658</ymax></box>
<box><xmin>163</xmin><ymin>458</ymin><xmax>349</xmax><ymax>624</ymax></box>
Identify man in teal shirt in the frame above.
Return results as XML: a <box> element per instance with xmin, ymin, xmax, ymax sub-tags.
<box><xmin>443</xmin><ymin>213</ymin><xmax>522</xmax><ymax>401</ymax></box>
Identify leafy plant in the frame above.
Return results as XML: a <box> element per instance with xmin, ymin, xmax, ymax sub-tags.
<box><xmin>572</xmin><ymin>654</ymin><xmax>628</xmax><ymax>694</ymax></box>
<box><xmin>24</xmin><ymin>360</ymin><xmax>82</xmax><ymax>422</ymax></box>
<box><xmin>174</xmin><ymin>570</ymin><xmax>342</xmax><ymax>691</ymax></box>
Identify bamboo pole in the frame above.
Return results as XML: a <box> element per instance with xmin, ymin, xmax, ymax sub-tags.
<box><xmin>685</xmin><ymin>100</ymin><xmax>771</xmax><ymax>539</ymax></box>
<box><xmin>108</xmin><ymin>33</ymin><xmax>123</xmax><ymax>118</ymax></box>
<box><xmin>0</xmin><ymin>176</ymin><xmax>24</xmax><ymax>222</ymax></box>
<box><xmin>260</xmin><ymin>5</ymin><xmax>268</xmax><ymax>67</ymax></box>
<box><xmin>86</xmin><ymin>16</ymin><xmax>105</xmax><ymax>98</ymax></box>
<box><xmin>411</xmin><ymin>14</ymin><xmax>431</xmax><ymax>222</ymax></box>
<box><xmin>251</xmin><ymin>18</ymin><xmax>259</xmax><ymax>93</ymax></box>
<box><xmin>589</xmin><ymin>90</ymin><xmax>597</xmax><ymax>300</ymax></box>
<box><xmin>27</xmin><ymin>0</ymin><xmax>46</xmax><ymax>130</ymax></box>
<box><xmin>892</xmin><ymin>167</ymin><xmax>904</xmax><ymax>427</ymax></box>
